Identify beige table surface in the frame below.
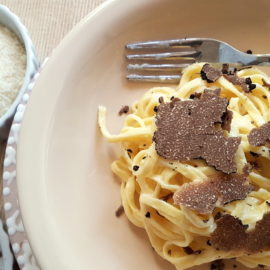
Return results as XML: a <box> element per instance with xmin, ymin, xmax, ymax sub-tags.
<box><xmin>0</xmin><ymin>0</ymin><xmax>105</xmax><ymax>225</ymax></box>
<box><xmin>2</xmin><ymin>0</ymin><xmax>105</xmax><ymax>60</ymax></box>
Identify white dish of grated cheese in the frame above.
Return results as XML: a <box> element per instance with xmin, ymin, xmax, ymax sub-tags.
<box><xmin>0</xmin><ymin>25</ymin><xmax>26</xmax><ymax>118</ymax></box>
<box><xmin>0</xmin><ymin>5</ymin><xmax>38</xmax><ymax>139</ymax></box>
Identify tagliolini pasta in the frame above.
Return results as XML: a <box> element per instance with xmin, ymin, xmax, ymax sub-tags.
<box><xmin>98</xmin><ymin>63</ymin><xmax>270</xmax><ymax>269</ymax></box>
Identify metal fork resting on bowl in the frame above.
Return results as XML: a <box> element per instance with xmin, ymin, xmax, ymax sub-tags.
<box><xmin>126</xmin><ymin>38</ymin><xmax>270</xmax><ymax>83</ymax></box>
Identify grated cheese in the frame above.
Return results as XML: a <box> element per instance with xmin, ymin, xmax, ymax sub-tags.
<box><xmin>0</xmin><ymin>24</ymin><xmax>26</xmax><ymax>117</ymax></box>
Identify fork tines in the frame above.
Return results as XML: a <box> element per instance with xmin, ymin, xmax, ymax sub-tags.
<box><xmin>126</xmin><ymin>38</ymin><xmax>202</xmax><ymax>50</ymax></box>
<box><xmin>126</xmin><ymin>38</ymin><xmax>201</xmax><ymax>83</ymax></box>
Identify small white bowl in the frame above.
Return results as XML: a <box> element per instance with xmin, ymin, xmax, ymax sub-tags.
<box><xmin>0</xmin><ymin>5</ymin><xmax>39</xmax><ymax>139</ymax></box>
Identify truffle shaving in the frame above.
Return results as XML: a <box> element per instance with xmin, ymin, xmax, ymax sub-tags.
<box><xmin>211</xmin><ymin>215</ymin><xmax>247</xmax><ymax>251</ymax></box>
<box><xmin>200</xmin><ymin>63</ymin><xmax>255</xmax><ymax>92</ymax></box>
<box><xmin>118</xmin><ymin>105</ymin><xmax>129</xmax><ymax>116</ymax></box>
<box><xmin>221</xmin><ymin>110</ymin><xmax>233</xmax><ymax>132</ymax></box>
<box><xmin>247</xmin><ymin>213</ymin><xmax>270</xmax><ymax>253</ymax></box>
<box><xmin>211</xmin><ymin>212</ymin><xmax>270</xmax><ymax>253</ymax></box>
<box><xmin>224</xmin><ymin>74</ymin><xmax>255</xmax><ymax>93</ymax></box>
<box><xmin>153</xmin><ymin>89</ymin><xmax>241</xmax><ymax>174</ymax></box>
<box><xmin>173</xmin><ymin>179</ymin><xmax>218</xmax><ymax>214</ymax></box>
<box><xmin>173</xmin><ymin>174</ymin><xmax>253</xmax><ymax>214</ymax></box>
<box><xmin>115</xmin><ymin>205</ymin><xmax>124</xmax><ymax>217</ymax></box>
<box><xmin>248</xmin><ymin>122</ymin><xmax>270</xmax><ymax>146</ymax></box>
<box><xmin>201</xmin><ymin>64</ymin><xmax>222</xmax><ymax>83</ymax></box>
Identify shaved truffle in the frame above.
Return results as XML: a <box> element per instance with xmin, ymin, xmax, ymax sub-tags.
<box><xmin>211</xmin><ymin>215</ymin><xmax>247</xmax><ymax>251</ymax></box>
<box><xmin>247</xmin><ymin>213</ymin><xmax>270</xmax><ymax>253</ymax></box>
<box><xmin>183</xmin><ymin>246</ymin><xmax>201</xmax><ymax>255</ymax></box>
<box><xmin>224</xmin><ymin>74</ymin><xmax>255</xmax><ymax>93</ymax></box>
<box><xmin>173</xmin><ymin>174</ymin><xmax>253</xmax><ymax>214</ymax></box>
<box><xmin>211</xmin><ymin>212</ymin><xmax>270</xmax><ymax>253</ymax></box>
<box><xmin>222</xmin><ymin>64</ymin><xmax>229</xmax><ymax>74</ymax></box>
<box><xmin>153</xmin><ymin>89</ymin><xmax>241</xmax><ymax>174</ymax></box>
<box><xmin>118</xmin><ymin>105</ymin><xmax>129</xmax><ymax>115</ymax></box>
<box><xmin>216</xmin><ymin>175</ymin><xmax>253</xmax><ymax>204</ymax></box>
<box><xmin>145</xmin><ymin>212</ymin><xmax>151</xmax><ymax>218</ymax></box>
<box><xmin>201</xmin><ymin>63</ymin><xmax>255</xmax><ymax>92</ymax></box>
<box><xmin>173</xmin><ymin>179</ymin><xmax>218</xmax><ymax>214</ymax></box>
<box><xmin>115</xmin><ymin>205</ymin><xmax>124</xmax><ymax>217</ymax></box>
<box><xmin>248</xmin><ymin>122</ymin><xmax>270</xmax><ymax>146</ymax></box>
<box><xmin>183</xmin><ymin>246</ymin><xmax>194</xmax><ymax>255</ymax></box>
<box><xmin>221</xmin><ymin>64</ymin><xmax>238</xmax><ymax>75</ymax></box>
<box><xmin>201</xmin><ymin>64</ymin><xmax>222</xmax><ymax>83</ymax></box>
<box><xmin>221</xmin><ymin>110</ymin><xmax>233</xmax><ymax>132</ymax></box>
<box><xmin>158</xmin><ymin>96</ymin><xmax>164</xmax><ymax>103</ymax></box>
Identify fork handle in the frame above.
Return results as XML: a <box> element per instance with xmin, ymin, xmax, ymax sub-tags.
<box><xmin>250</xmin><ymin>54</ymin><xmax>270</xmax><ymax>66</ymax></box>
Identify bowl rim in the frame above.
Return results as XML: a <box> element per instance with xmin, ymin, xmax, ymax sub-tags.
<box><xmin>0</xmin><ymin>5</ymin><xmax>39</xmax><ymax>136</ymax></box>
<box><xmin>15</xmin><ymin>0</ymin><xmax>140</xmax><ymax>268</ymax></box>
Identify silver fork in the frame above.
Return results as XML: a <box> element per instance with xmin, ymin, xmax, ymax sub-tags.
<box><xmin>126</xmin><ymin>38</ymin><xmax>270</xmax><ymax>83</ymax></box>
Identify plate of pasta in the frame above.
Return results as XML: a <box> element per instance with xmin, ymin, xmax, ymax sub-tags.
<box><xmin>16</xmin><ymin>0</ymin><xmax>270</xmax><ymax>269</ymax></box>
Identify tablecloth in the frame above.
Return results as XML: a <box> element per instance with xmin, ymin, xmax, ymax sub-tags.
<box><xmin>1</xmin><ymin>0</ymin><xmax>105</xmax><ymax>60</ymax></box>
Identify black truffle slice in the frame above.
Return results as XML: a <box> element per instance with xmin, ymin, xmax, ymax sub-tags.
<box><xmin>216</xmin><ymin>174</ymin><xmax>253</xmax><ymax>205</ymax></box>
<box><xmin>211</xmin><ymin>215</ymin><xmax>247</xmax><ymax>251</ymax></box>
<box><xmin>118</xmin><ymin>105</ymin><xmax>129</xmax><ymax>116</ymax></box>
<box><xmin>201</xmin><ymin>64</ymin><xmax>222</xmax><ymax>83</ymax></box>
<box><xmin>173</xmin><ymin>179</ymin><xmax>218</xmax><ymax>214</ymax></box>
<box><xmin>222</xmin><ymin>64</ymin><xmax>229</xmax><ymax>74</ymax></box>
<box><xmin>246</xmin><ymin>213</ymin><xmax>270</xmax><ymax>253</ymax></box>
<box><xmin>224</xmin><ymin>74</ymin><xmax>255</xmax><ymax>93</ymax></box>
<box><xmin>248</xmin><ymin>122</ymin><xmax>270</xmax><ymax>146</ymax></box>
<box><xmin>153</xmin><ymin>89</ymin><xmax>240</xmax><ymax>174</ymax></box>
<box><xmin>115</xmin><ymin>205</ymin><xmax>124</xmax><ymax>217</ymax></box>
<box><xmin>211</xmin><ymin>212</ymin><xmax>270</xmax><ymax>253</ymax></box>
<box><xmin>173</xmin><ymin>174</ymin><xmax>253</xmax><ymax>214</ymax></box>
<box><xmin>221</xmin><ymin>110</ymin><xmax>233</xmax><ymax>132</ymax></box>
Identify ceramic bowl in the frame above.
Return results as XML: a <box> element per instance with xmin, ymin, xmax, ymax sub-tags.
<box><xmin>15</xmin><ymin>0</ymin><xmax>270</xmax><ymax>269</ymax></box>
<box><xmin>0</xmin><ymin>5</ymin><xmax>38</xmax><ymax>139</ymax></box>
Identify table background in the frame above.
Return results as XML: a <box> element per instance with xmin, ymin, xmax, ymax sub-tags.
<box><xmin>2</xmin><ymin>0</ymin><xmax>105</xmax><ymax>60</ymax></box>
<box><xmin>0</xmin><ymin>0</ymin><xmax>105</xmax><ymax>220</ymax></box>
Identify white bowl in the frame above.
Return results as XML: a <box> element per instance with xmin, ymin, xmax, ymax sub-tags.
<box><xmin>0</xmin><ymin>5</ymin><xmax>38</xmax><ymax>139</ymax></box>
<box><xmin>15</xmin><ymin>0</ymin><xmax>270</xmax><ymax>269</ymax></box>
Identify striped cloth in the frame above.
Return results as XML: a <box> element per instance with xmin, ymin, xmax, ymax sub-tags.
<box><xmin>1</xmin><ymin>0</ymin><xmax>105</xmax><ymax>60</ymax></box>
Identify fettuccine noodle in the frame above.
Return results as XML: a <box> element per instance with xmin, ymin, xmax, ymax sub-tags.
<box><xmin>98</xmin><ymin>63</ymin><xmax>270</xmax><ymax>269</ymax></box>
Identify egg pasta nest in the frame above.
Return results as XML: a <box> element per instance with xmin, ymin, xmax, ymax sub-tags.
<box><xmin>98</xmin><ymin>63</ymin><xmax>270</xmax><ymax>270</ymax></box>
